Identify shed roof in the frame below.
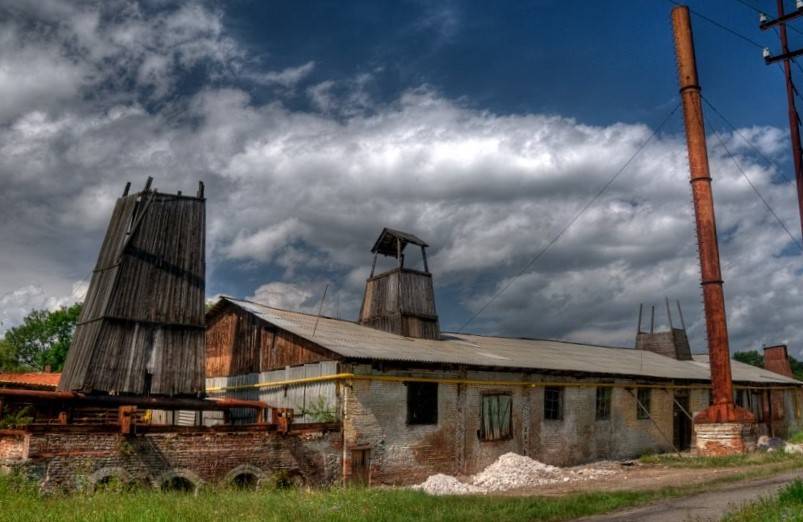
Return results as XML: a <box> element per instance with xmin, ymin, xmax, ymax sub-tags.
<box><xmin>371</xmin><ymin>228</ymin><xmax>428</xmax><ymax>256</ymax></box>
<box><xmin>0</xmin><ymin>372</ymin><xmax>61</xmax><ymax>388</ymax></box>
<box><xmin>213</xmin><ymin>297</ymin><xmax>801</xmax><ymax>385</ymax></box>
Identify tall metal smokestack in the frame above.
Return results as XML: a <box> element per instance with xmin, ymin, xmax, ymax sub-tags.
<box><xmin>671</xmin><ymin>6</ymin><xmax>754</xmax><ymax>450</ymax></box>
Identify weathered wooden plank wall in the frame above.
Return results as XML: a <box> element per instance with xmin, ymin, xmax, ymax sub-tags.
<box><xmin>59</xmin><ymin>188</ymin><xmax>206</xmax><ymax>397</ymax></box>
<box><xmin>205</xmin><ymin>306</ymin><xmax>333</xmax><ymax>378</ymax></box>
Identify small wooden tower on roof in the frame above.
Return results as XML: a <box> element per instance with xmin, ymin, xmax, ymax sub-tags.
<box><xmin>359</xmin><ymin>228</ymin><xmax>440</xmax><ymax>339</ymax></box>
<box><xmin>58</xmin><ymin>178</ymin><xmax>206</xmax><ymax>397</ymax></box>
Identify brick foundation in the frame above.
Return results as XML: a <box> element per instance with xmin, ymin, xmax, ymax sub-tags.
<box><xmin>693</xmin><ymin>422</ymin><xmax>757</xmax><ymax>456</ymax></box>
<box><xmin>1</xmin><ymin>427</ymin><xmax>341</xmax><ymax>493</ymax></box>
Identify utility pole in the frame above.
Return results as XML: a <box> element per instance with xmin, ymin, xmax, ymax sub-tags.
<box><xmin>672</xmin><ymin>6</ymin><xmax>753</xmax><ymax>427</ymax></box>
<box><xmin>762</xmin><ymin>1</ymin><xmax>803</xmax><ymax>238</ymax></box>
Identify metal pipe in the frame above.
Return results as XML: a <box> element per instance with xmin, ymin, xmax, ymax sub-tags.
<box><xmin>205</xmin><ymin>371</ymin><xmax>800</xmax><ymax>393</ymax></box>
<box><xmin>672</xmin><ymin>7</ymin><xmax>751</xmax><ymax>423</ymax></box>
<box><xmin>0</xmin><ymin>388</ymin><xmax>267</xmax><ymax>411</ymax></box>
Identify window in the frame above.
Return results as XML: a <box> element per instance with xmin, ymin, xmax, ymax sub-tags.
<box><xmin>407</xmin><ymin>382</ymin><xmax>438</xmax><ymax>425</ymax></box>
<box><xmin>480</xmin><ymin>393</ymin><xmax>512</xmax><ymax>441</ymax></box>
<box><xmin>544</xmin><ymin>386</ymin><xmax>563</xmax><ymax>421</ymax></box>
<box><xmin>735</xmin><ymin>389</ymin><xmax>746</xmax><ymax>408</ymax></box>
<box><xmin>636</xmin><ymin>389</ymin><xmax>651</xmax><ymax>419</ymax></box>
<box><xmin>595</xmin><ymin>387</ymin><xmax>612</xmax><ymax>420</ymax></box>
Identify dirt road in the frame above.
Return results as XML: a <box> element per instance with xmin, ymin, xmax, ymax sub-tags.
<box><xmin>576</xmin><ymin>468</ymin><xmax>803</xmax><ymax>521</ymax></box>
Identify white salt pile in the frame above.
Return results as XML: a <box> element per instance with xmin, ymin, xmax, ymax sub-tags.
<box><xmin>411</xmin><ymin>452</ymin><xmax>622</xmax><ymax>495</ymax></box>
<box><xmin>410</xmin><ymin>474</ymin><xmax>484</xmax><ymax>496</ymax></box>
<box><xmin>471</xmin><ymin>452</ymin><xmax>561</xmax><ymax>491</ymax></box>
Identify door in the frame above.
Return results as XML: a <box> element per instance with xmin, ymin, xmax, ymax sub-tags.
<box><xmin>350</xmin><ymin>449</ymin><xmax>370</xmax><ymax>486</ymax></box>
<box><xmin>673</xmin><ymin>392</ymin><xmax>692</xmax><ymax>451</ymax></box>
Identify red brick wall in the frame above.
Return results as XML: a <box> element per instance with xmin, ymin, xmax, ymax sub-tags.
<box><xmin>10</xmin><ymin>429</ymin><xmax>341</xmax><ymax>492</ymax></box>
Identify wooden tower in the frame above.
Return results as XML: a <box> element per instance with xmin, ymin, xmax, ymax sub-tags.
<box><xmin>359</xmin><ymin>228</ymin><xmax>440</xmax><ymax>339</ymax></box>
<box><xmin>58</xmin><ymin>178</ymin><xmax>206</xmax><ymax>397</ymax></box>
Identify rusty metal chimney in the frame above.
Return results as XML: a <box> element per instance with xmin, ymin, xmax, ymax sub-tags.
<box><xmin>671</xmin><ymin>6</ymin><xmax>754</xmax><ymax>451</ymax></box>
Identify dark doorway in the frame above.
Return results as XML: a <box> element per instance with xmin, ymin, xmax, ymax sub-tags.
<box><xmin>673</xmin><ymin>392</ymin><xmax>692</xmax><ymax>451</ymax></box>
<box><xmin>350</xmin><ymin>449</ymin><xmax>371</xmax><ymax>486</ymax></box>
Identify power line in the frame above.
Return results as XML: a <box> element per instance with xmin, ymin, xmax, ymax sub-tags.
<box><xmin>702</xmin><ymin>94</ymin><xmax>797</xmax><ymax>185</ymax></box>
<box><xmin>456</xmin><ymin>104</ymin><xmax>681</xmax><ymax>333</ymax></box>
<box><xmin>665</xmin><ymin>0</ymin><xmax>766</xmax><ymax>49</ymax></box>
<box><xmin>704</xmin><ymin>100</ymin><xmax>803</xmax><ymax>250</ymax></box>
<box><xmin>736</xmin><ymin>0</ymin><xmax>803</xmax><ymax>37</ymax></box>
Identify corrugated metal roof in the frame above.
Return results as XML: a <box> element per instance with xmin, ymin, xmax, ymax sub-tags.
<box><xmin>219</xmin><ymin>297</ymin><xmax>801</xmax><ymax>385</ymax></box>
<box><xmin>0</xmin><ymin>372</ymin><xmax>61</xmax><ymax>388</ymax></box>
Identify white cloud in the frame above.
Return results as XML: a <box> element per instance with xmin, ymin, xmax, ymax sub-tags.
<box><xmin>0</xmin><ymin>0</ymin><xmax>801</xmax><ymax>358</ymax></box>
<box><xmin>0</xmin><ymin>281</ymin><xmax>86</xmax><ymax>335</ymax></box>
<box><xmin>248</xmin><ymin>61</ymin><xmax>316</xmax><ymax>88</ymax></box>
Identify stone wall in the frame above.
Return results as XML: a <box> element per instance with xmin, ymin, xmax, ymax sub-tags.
<box><xmin>3</xmin><ymin>428</ymin><xmax>341</xmax><ymax>493</ymax></box>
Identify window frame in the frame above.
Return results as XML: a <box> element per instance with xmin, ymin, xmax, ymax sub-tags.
<box><xmin>543</xmin><ymin>386</ymin><xmax>564</xmax><ymax>421</ymax></box>
<box><xmin>479</xmin><ymin>392</ymin><xmax>513</xmax><ymax>441</ymax></box>
<box><xmin>406</xmin><ymin>381</ymin><xmax>438</xmax><ymax>425</ymax></box>
<box><xmin>636</xmin><ymin>388</ymin><xmax>651</xmax><ymax>420</ymax></box>
<box><xmin>595</xmin><ymin>386</ymin><xmax>612</xmax><ymax>421</ymax></box>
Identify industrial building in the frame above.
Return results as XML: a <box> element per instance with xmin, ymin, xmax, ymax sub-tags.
<box><xmin>205</xmin><ymin>228</ymin><xmax>803</xmax><ymax>484</ymax></box>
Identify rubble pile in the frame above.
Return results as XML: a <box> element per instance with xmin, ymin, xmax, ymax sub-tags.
<box><xmin>412</xmin><ymin>452</ymin><xmax>620</xmax><ymax>495</ymax></box>
<box><xmin>410</xmin><ymin>474</ymin><xmax>484</xmax><ymax>496</ymax></box>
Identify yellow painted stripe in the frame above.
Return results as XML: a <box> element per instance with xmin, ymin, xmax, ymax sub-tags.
<box><xmin>206</xmin><ymin>372</ymin><xmax>801</xmax><ymax>393</ymax></box>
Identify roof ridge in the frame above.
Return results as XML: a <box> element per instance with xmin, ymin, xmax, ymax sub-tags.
<box><xmin>222</xmin><ymin>295</ymin><xmax>360</xmax><ymax>324</ymax></box>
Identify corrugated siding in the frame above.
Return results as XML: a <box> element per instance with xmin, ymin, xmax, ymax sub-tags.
<box><xmin>206</xmin><ymin>361</ymin><xmax>338</xmax><ymax>424</ymax></box>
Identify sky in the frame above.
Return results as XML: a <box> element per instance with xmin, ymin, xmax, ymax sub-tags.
<box><xmin>1</xmin><ymin>0</ymin><xmax>803</xmax><ymax>358</ymax></box>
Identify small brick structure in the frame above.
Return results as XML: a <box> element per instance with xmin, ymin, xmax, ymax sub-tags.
<box><xmin>1</xmin><ymin>425</ymin><xmax>341</xmax><ymax>493</ymax></box>
<box><xmin>693</xmin><ymin>422</ymin><xmax>757</xmax><ymax>456</ymax></box>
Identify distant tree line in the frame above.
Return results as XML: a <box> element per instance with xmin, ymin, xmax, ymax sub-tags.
<box><xmin>734</xmin><ymin>350</ymin><xmax>803</xmax><ymax>381</ymax></box>
<box><xmin>0</xmin><ymin>303</ymin><xmax>82</xmax><ymax>372</ymax></box>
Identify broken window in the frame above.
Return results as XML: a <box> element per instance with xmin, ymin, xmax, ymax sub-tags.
<box><xmin>406</xmin><ymin>382</ymin><xmax>438</xmax><ymax>425</ymax></box>
<box><xmin>636</xmin><ymin>388</ymin><xmax>651</xmax><ymax>419</ymax></box>
<box><xmin>544</xmin><ymin>386</ymin><xmax>563</xmax><ymax>421</ymax></box>
<box><xmin>480</xmin><ymin>393</ymin><xmax>512</xmax><ymax>440</ymax></box>
<box><xmin>595</xmin><ymin>387</ymin><xmax>611</xmax><ymax>420</ymax></box>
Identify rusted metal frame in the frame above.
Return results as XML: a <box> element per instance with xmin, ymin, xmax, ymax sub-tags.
<box><xmin>627</xmin><ymin>388</ymin><xmax>681</xmax><ymax>454</ymax></box>
<box><xmin>0</xmin><ymin>388</ymin><xmax>268</xmax><ymax>413</ymax></box>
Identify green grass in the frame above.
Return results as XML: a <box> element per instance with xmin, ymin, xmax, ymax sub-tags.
<box><xmin>639</xmin><ymin>451</ymin><xmax>803</xmax><ymax>468</ymax></box>
<box><xmin>2</xmin><ymin>454</ymin><xmax>803</xmax><ymax>522</ymax></box>
<box><xmin>788</xmin><ymin>431</ymin><xmax>803</xmax><ymax>444</ymax></box>
<box><xmin>722</xmin><ymin>479</ymin><xmax>803</xmax><ymax>521</ymax></box>
<box><xmin>0</xmin><ymin>474</ymin><xmax>662</xmax><ymax>522</ymax></box>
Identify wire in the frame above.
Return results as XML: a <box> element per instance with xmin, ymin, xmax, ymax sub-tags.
<box><xmin>456</xmin><ymin>104</ymin><xmax>681</xmax><ymax>333</ymax></box>
<box><xmin>701</xmin><ymin>94</ymin><xmax>797</xmax><ymax>185</ymax></box>
<box><xmin>666</xmin><ymin>0</ymin><xmax>767</xmax><ymax>49</ymax></box>
<box><xmin>704</xmin><ymin>101</ymin><xmax>803</xmax><ymax>251</ymax></box>
<box><xmin>743</xmin><ymin>0</ymin><xmax>803</xmax><ymax>38</ymax></box>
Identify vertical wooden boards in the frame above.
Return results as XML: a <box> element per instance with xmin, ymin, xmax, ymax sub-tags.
<box><xmin>59</xmin><ymin>190</ymin><xmax>206</xmax><ymax>397</ymax></box>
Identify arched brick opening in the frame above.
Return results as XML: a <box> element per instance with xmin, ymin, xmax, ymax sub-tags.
<box><xmin>224</xmin><ymin>464</ymin><xmax>265</xmax><ymax>490</ymax></box>
<box><xmin>86</xmin><ymin>467</ymin><xmax>132</xmax><ymax>493</ymax></box>
<box><xmin>154</xmin><ymin>469</ymin><xmax>203</xmax><ymax>494</ymax></box>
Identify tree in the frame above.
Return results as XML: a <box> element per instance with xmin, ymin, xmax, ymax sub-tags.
<box><xmin>733</xmin><ymin>350</ymin><xmax>764</xmax><ymax>369</ymax></box>
<box><xmin>0</xmin><ymin>338</ymin><xmax>19</xmax><ymax>371</ymax></box>
<box><xmin>1</xmin><ymin>303</ymin><xmax>82</xmax><ymax>371</ymax></box>
<box><xmin>734</xmin><ymin>349</ymin><xmax>803</xmax><ymax>381</ymax></box>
